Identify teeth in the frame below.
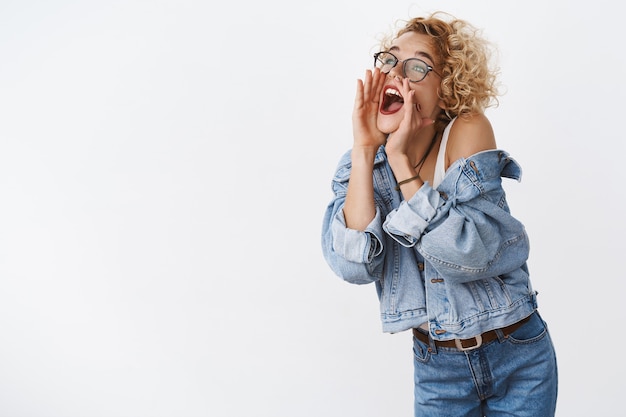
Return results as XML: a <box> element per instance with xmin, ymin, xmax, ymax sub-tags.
<box><xmin>386</xmin><ymin>88</ymin><xmax>402</xmax><ymax>97</ymax></box>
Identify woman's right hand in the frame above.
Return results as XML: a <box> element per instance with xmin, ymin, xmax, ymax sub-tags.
<box><xmin>343</xmin><ymin>69</ymin><xmax>385</xmax><ymax>231</ymax></box>
<box><xmin>352</xmin><ymin>68</ymin><xmax>386</xmax><ymax>151</ymax></box>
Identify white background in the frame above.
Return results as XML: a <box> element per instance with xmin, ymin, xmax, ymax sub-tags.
<box><xmin>0</xmin><ymin>1</ymin><xmax>624</xmax><ymax>416</ymax></box>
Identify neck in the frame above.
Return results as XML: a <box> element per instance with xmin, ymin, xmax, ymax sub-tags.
<box><xmin>412</xmin><ymin>128</ymin><xmax>439</xmax><ymax>171</ymax></box>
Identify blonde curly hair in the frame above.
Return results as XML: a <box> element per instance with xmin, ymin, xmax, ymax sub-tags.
<box><xmin>381</xmin><ymin>12</ymin><xmax>500</xmax><ymax>131</ymax></box>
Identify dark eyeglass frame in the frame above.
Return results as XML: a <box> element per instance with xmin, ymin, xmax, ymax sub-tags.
<box><xmin>373</xmin><ymin>51</ymin><xmax>441</xmax><ymax>82</ymax></box>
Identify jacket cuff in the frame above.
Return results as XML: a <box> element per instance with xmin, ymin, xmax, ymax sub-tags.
<box><xmin>331</xmin><ymin>207</ymin><xmax>384</xmax><ymax>263</ymax></box>
<box><xmin>383</xmin><ymin>183</ymin><xmax>441</xmax><ymax>247</ymax></box>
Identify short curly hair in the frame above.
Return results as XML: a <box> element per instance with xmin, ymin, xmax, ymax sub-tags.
<box><xmin>380</xmin><ymin>12</ymin><xmax>500</xmax><ymax>131</ymax></box>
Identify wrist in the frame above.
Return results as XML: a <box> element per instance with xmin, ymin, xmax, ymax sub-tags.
<box><xmin>395</xmin><ymin>173</ymin><xmax>422</xmax><ymax>191</ymax></box>
<box><xmin>386</xmin><ymin>151</ymin><xmax>412</xmax><ymax>169</ymax></box>
<box><xmin>350</xmin><ymin>146</ymin><xmax>379</xmax><ymax>164</ymax></box>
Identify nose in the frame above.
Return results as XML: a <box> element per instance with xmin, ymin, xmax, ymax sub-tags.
<box><xmin>387</xmin><ymin>61</ymin><xmax>404</xmax><ymax>79</ymax></box>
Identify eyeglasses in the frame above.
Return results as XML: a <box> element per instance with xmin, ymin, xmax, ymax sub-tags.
<box><xmin>373</xmin><ymin>51</ymin><xmax>440</xmax><ymax>83</ymax></box>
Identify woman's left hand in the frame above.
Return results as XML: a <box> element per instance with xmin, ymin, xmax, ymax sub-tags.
<box><xmin>384</xmin><ymin>77</ymin><xmax>434</xmax><ymax>160</ymax></box>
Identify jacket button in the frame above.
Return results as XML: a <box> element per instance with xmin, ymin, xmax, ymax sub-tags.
<box><xmin>431</xmin><ymin>278</ymin><xmax>444</xmax><ymax>283</ymax></box>
<box><xmin>434</xmin><ymin>329</ymin><xmax>447</xmax><ymax>335</ymax></box>
<box><xmin>417</xmin><ymin>263</ymin><xmax>424</xmax><ymax>271</ymax></box>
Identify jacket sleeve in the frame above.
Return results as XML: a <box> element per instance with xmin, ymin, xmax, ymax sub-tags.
<box><xmin>321</xmin><ymin>151</ymin><xmax>385</xmax><ymax>285</ymax></box>
<box><xmin>383</xmin><ymin>150</ymin><xmax>529</xmax><ymax>283</ymax></box>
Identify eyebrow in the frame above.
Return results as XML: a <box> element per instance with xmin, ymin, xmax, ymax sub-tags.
<box><xmin>388</xmin><ymin>46</ymin><xmax>436</xmax><ymax>65</ymax></box>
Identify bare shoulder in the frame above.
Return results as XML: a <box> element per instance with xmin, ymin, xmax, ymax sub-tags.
<box><xmin>446</xmin><ymin>113</ymin><xmax>497</xmax><ymax>166</ymax></box>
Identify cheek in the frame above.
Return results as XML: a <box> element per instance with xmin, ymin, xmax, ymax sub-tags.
<box><xmin>429</xmin><ymin>106</ymin><xmax>444</xmax><ymax>120</ymax></box>
<box><xmin>419</xmin><ymin>92</ymin><xmax>445</xmax><ymax>117</ymax></box>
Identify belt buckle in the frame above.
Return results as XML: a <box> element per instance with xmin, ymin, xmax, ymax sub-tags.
<box><xmin>454</xmin><ymin>334</ymin><xmax>482</xmax><ymax>351</ymax></box>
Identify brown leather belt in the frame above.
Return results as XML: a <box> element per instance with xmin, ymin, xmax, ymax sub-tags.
<box><xmin>412</xmin><ymin>315</ymin><xmax>532</xmax><ymax>351</ymax></box>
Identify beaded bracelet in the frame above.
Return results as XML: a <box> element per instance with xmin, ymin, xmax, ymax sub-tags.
<box><xmin>394</xmin><ymin>173</ymin><xmax>421</xmax><ymax>191</ymax></box>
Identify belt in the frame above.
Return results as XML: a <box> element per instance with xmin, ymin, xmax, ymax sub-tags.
<box><xmin>412</xmin><ymin>315</ymin><xmax>532</xmax><ymax>351</ymax></box>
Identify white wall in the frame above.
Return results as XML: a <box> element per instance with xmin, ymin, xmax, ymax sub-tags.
<box><xmin>0</xmin><ymin>1</ymin><xmax>623</xmax><ymax>416</ymax></box>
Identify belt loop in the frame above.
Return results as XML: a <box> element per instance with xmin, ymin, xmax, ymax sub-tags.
<box><xmin>495</xmin><ymin>328</ymin><xmax>507</xmax><ymax>342</ymax></box>
<box><xmin>428</xmin><ymin>333</ymin><xmax>438</xmax><ymax>354</ymax></box>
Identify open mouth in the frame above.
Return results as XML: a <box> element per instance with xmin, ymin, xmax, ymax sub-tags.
<box><xmin>380</xmin><ymin>86</ymin><xmax>404</xmax><ymax>115</ymax></box>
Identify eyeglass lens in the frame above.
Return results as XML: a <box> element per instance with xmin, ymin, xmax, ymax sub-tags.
<box><xmin>374</xmin><ymin>52</ymin><xmax>430</xmax><ymax>82</ymax></box>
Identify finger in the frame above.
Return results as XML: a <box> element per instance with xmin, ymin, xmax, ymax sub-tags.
<box><xmin>372</xmin><ymin>68</ymin><xmax>384</xmax><ymax>104</ymax></box>
<box><xmin>400</xmin><ymin>78</ymin><xmax>426</xmax><ymax>128</ymax></box>
<box><xmin>362</xmin><ymin>69</ymin><xmax>373</xmax><ymax>103</ymax></box>
<box><xmin>403</xmin><ymin>89</ymin><xmax>417</xmax><ymax>122</ymax></box>
<box><xmin>398</xmin><ymin>77</ymin><xmax>412</xmax><ymax>109</ymax></box>
<box><xmin>354</xmin><ymin>79</ymin><xmax>364</xmax><ymax>110</ymax></box>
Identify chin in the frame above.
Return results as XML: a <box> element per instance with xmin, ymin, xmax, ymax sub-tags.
<box><xmin>377</xmin><ymin>118</ymin><xmax>400</xmax><ymax>135</ymax></box>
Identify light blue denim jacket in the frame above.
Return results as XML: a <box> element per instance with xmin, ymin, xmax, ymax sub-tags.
<box><xmin>321</xmin><ymin>146</ymin><xmax>537</xmax><ymax>339</ymax></box>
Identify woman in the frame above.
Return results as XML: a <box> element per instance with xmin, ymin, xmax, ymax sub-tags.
<box><xmin>321</xmin><ymin>12</ymin><xmax>558</xmax><ymax>416</ymax></box>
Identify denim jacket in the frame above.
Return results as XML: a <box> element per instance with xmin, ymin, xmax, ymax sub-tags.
<box><xmin>321</xmin><ymin>146</ymin><xmax>537</xmax><ymax>339</ymax></box>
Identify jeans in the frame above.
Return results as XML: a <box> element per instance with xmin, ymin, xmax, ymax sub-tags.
<box><xmin>412</xmin><ymin>311</ymin><xmax>558</xmax><ymax>417</ymax></box>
